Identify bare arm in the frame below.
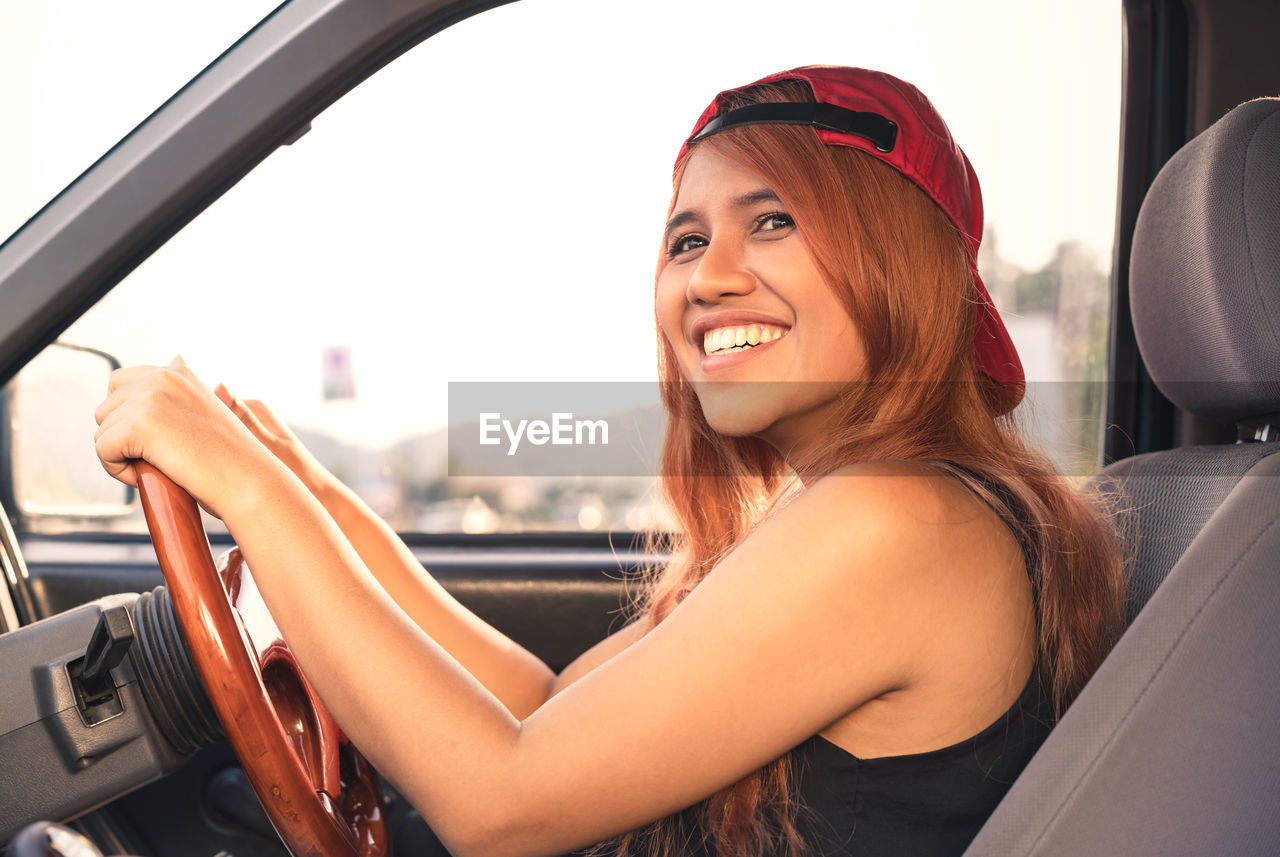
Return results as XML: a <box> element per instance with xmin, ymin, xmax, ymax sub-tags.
<box><xmin>214</xmin><ymin>385</ymin><xmax>554</xmax><ymax>719</ymax></box>
<box><xmin>96</xmin><ymin>365</ymin><xmax>1031</xmax><ymax>857</ymax></box>
<box><xmin>548</xmin><ymin>619</ymin><xmax>648</xmax><ymax>699</ymax></box>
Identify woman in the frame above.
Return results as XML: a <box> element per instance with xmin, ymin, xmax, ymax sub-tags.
<box><xmin>94</xmin><ymin>66</ymin><xmax>1125</xmax><ymax>857</ymax></box>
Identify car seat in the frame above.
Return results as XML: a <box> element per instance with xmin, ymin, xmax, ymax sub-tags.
<box><xmin>963</xmin><ymin>97</ymin><xmax>1280</xmax><ymax>856</ymax></box>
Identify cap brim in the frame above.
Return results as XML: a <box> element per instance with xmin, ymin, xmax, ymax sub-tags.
<box><xmin>971</xmin><ymin>270</ymin><xmax>1025</xmax><ymax>413</ymax></box>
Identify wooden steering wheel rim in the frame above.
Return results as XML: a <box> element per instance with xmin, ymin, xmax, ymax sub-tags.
<box><xmin>135</xmin><ymin>462</ymin><xmax>388</xmax><ymax>857</ymax></box>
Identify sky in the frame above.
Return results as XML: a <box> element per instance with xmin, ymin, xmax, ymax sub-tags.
<box><xmin>0</xmin><ymin>0</ymin><xmax>1122</xmax><ymax>448</ymax></box>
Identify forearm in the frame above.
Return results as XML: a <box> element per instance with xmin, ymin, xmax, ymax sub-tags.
<box><xmin>207</xmin><ymin>387</ymin><xmax>555</xmax><ymax>717</ymax></box>
<box><xmin>221</xmin><ymin>470</ymin><xmax>535</xmax><ymax>855</ymax></box>
<box><xmin>96</xmin><ymin>370</ymin><xmax>582</xmax><ymax>854</ymax></box>
<box><xmin>306</xmin><ymin>473</ymin><xmax>554</xmax><ymax>719</ymax></box>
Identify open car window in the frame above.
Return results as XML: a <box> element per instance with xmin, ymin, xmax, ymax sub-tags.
<box><xmin>2</xmin><ymin>0</ymin><xmax>1120</xmax><ymax>535</ymax></box>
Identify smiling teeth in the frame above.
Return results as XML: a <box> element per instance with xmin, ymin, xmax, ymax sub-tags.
<box><xmin>703</xmin><ymin>324</ymin><xmax>789</xmax><ymax>355</ymax></box>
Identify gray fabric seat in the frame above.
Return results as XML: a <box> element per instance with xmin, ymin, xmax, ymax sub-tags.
<box><xmin>964</xmin><ymin>98</ymin><xmax>1280</xmax><ymax>856</ymax></box>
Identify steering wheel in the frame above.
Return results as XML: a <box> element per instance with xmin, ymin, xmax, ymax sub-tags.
<box><xmin>134</xmin><ymin>461</ymin><xmax>389</xmax><ymax>857</ymax></box>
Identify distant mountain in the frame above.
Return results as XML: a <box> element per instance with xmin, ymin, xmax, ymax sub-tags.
<box><xmin>291</xmin><ymin>423</ymin><xmax>449</xmax><ymax>486</ymax></box>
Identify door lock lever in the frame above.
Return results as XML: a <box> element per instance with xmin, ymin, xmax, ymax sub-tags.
<box><xmin>82</xmin><ymin>605</ymin><xmax>135</xmax><ymax>682</ymax></box>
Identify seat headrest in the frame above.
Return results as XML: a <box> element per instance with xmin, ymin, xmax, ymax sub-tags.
<box><xmin>1130</xmin><ymin>97</ymin><xmax>1280</xmax><ymax>425</ymax></box>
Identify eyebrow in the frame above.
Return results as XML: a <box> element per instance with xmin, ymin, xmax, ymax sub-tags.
<box><xmin>663</xmin><ymin>188</ymin><xmax>783</xmax><ymax>245</ymax></box>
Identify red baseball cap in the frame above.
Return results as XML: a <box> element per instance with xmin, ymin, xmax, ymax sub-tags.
<box><xmin>678</xmin><ymin>65</ymin><xmax>1025</xmax><ymax>413</ymax></box>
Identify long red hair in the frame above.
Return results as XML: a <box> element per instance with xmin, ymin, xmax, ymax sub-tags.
<box><xmin>597</xmin><ymin>80</ymin><xmax>1125</xmax><ymax>857</ymax></box>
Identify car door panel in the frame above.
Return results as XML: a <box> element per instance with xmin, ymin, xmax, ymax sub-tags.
<box><xmin>15</xmin><ymin>535</ymin><xmax>640</xmax><ymax>672</ymax></box>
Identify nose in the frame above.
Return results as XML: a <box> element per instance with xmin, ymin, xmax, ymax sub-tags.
<box><xmin>685</xmin><ymin>238</ymin><xmax>756</xmax><ymax>305</ymax></box>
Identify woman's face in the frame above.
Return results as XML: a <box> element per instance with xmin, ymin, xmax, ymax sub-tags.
<box><xmin>656</xmin><ymin>147</ymin><xmax>868</xmax><ymax>459</ymax></box>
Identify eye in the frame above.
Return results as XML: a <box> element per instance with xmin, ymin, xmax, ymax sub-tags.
<box><xmin>756</xmin><ymin>211</ymin><xmax>795</xmax><ymax>233</ymax></box>
<box><xmin>668</xmin><ymin>232</ymin><xmax>709</xmax><ymax>257</ymax></box>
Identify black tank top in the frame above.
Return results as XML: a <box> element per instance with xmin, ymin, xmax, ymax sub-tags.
<box><xmin>783</xmin><ymin>462</ymin><xmax>1053</xmax><ymax>856</ymax></box>
<box><xmin>576</xmin><ymin>672</ymin><xmax>1053</xmax><ymax>857</ymax></box>
<box><xmin>790</xmin><ymin>667</ymin><xmax>1053</xmax><ymax>856</ymax></box>
<box><xmin>571</xmin><ymin>674</ymin><xmax>1052</xmax><ymax>857</ymax></box>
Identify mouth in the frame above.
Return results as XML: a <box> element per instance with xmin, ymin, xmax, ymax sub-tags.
<box><xmin>701</xmin><ymin>323</ymin><xmax>790</xmax><ymax>356</ymax></box>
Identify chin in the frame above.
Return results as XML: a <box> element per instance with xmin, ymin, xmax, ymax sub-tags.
<box><xmin>694</xmin><ymin>380</ymin><xmax>851</xmax><ymax>455</ymax></box>
<box><xmin>693</xmin><ymin>382</ymin><xmax>796</xmax><ymax>440</ymax></box>
<box><xmin>702</xmin><ymin>410</ymin><xmax>775</xmax><ymax>438</ymax></box>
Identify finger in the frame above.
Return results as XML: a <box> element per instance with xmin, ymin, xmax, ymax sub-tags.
<box><xmin>215</xmin><ymin>385</ymin><xmax>270</xmax><ymax>440</ymax></box>
<box><xmin>167</xmin><ymin>354</ymin><xmax>205</xmax><ymax>386</ymax></box>
<box><xmin>92</xmin><ymin>414</ymin><xmax>146</xmax><ymax>488</ymax></box>
<box><xmin>107</xmin><ymin>364</ymin><xmax>163</xmax><ymax>394</ymax></box>
<box><xmin>97</xmin><ymin>452</ymin><xmax>138</xmax><ymax>488</ymax></box>
<box><xmin>213</xmin><ymin>382</ymin><xmax>235</xmax><ymax>408</ymax></box>
<box><xmin>243</xmin><ymin>398</ymin><xmax>292</xmax><ymax>437</ymax></box>
<box><xmin>104</xmin><ymin>361</ymin><xmax>201</xmax><ymax>406</ymax></box>
<box><xmin>95</xmin><ymin>374</ymin><xmax>149</xmax><ymax>426</ymax></box>
<box><xmin>236</xmin><ymin>401</ymin><xmax>278</xmax><ymax>448</ymax></box>
<box><xmin>97</xmin><ymin>365</ymin><xmax>182</xmax><ymax>426</ymax></box>
<box><xmin>93</xmin><ymin>388</ymin><xmax>155</xmax><ymax>450</ymax></box>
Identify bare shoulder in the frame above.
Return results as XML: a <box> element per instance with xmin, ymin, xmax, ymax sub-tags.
<box><xmin>815</xmin><ymin>459</ymin><xmax>995</xmax><ymax>514</ymax></box>
<box><xmin>764</xmin><ymin>459</ymin><xmax>1019</xmax><ymax>572</ymax></box>
<box><xmin>743</xmin><ymin>459</ymin><xmax>1032</xmax><ymax>689</ymax></box>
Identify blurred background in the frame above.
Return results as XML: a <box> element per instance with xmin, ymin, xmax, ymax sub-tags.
<box><xmin>0</xmin><ymin>0</ymin><xmax>1120</xmax><ymax>533</ymax></box>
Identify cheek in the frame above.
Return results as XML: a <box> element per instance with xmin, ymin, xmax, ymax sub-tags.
<box><xmin>654</xmin><ymin>274</ymin><xmax>686</xmax><ymax>348</ymax></box>
<box><xmin>803</xmin><ymin>309</ymin><xmax>868</xmax><ymax>381</ymax></box>
<box><xmin>828</xmin><ymin>326</ymin><xmax>870</xmax><ymax>380</ymax></box>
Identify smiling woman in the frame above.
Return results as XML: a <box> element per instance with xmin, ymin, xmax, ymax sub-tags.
<box><xmin>88</xmin><ymin>64</ymin><xmax>1126</xmax><ymax>857</ymax></box>
<box><xmin>5</xmin><ymin>2</ymin><xmax>1280</xmax><ymax>857</ymax></box>
<box><xmin>609</xmin><ymin>67</ymin><xmax>1127</xmax><ymax>857</ymax></box>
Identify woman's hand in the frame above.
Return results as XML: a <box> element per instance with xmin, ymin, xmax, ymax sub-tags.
<box><xmin>212</xmin><ymin>383</ymin><xmax>335</xmax><ymax>496</ymax></box>
<box><xmin>93</xmin><ymin>357</ymin><xmax>284</xmax><ymax>522</ymax></box>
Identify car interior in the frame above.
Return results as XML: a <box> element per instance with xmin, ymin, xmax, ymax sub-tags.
<box><xmin>0</xmin><ymin>0</ymin><xmax>1277</xmax><ymax>855</ymax></box>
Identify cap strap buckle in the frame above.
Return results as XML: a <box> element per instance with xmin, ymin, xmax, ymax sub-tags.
<box><xmin>689</xmin><ymin>101</ymin><xmax>898</xmax><ymax>153</ymax></box>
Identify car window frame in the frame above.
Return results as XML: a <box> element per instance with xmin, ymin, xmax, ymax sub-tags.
<box><xmin>0</xmin><ymin>0</ymin><xmax>514</xmax><ymax>390</ymax></box>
